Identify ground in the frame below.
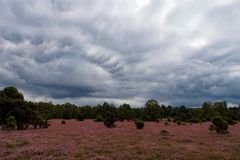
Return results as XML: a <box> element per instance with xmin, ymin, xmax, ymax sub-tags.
<box><xmin>1</xmin><ymin>119</ymin><xmax>240</xmax><ymax>160</ymax></box>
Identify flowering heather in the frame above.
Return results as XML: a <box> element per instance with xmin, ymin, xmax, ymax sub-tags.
<box><xmin>0</xmin><ymin>120</ymin><xmax>240</xmax><ymax>159</ymax></box>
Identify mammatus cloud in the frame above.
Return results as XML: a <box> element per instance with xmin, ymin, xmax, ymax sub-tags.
<box><xmin>0</xmin><ymin>0</ymin><xmax>240</xmax><ymax>107</ymax></box>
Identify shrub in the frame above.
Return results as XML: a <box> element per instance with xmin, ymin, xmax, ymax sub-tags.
<box><xmin>6</xmin><ymin>116</ymin><xmax>16</xmax><ymax>130</ymax></box>
<box><xmin>32</xmin><ymin>115</ymin><xmax>44</xmax><ymax>129</ymax></box>
<box><xmin>210</xmin><ymin>116</ymin><xmax>228</xmax><ymax>134</ymax></box>
<box><xmin>94</xmin><ymin>115</ymin><xmax>105</xmax><ymax>122</ymax></box>
<box><xmin>160</xmin><ymin>129</ymin><xmax>170</xmax><ymax>136</ymax></box>
<box><xmin>188</xmin><ymin>118</ymin><xmax>200</xmax><ymax>123</ymax></box>
<box><xmin>226</xmin><ymin>117</ymin><xmax>235</xmax><ymax>125</ymax></box>
<box><xmin>76</xmin><ymin>113</ymin><xmax>84</xmax><ymax>121</ymax></box>
<box><xmin>209</xmin><ymin>124</ymin><xmax>214</xmax><ymax>131</ymax></box>
<box><xmin>164</xmin><ymin>122</ymin><xmax>169</xmax><ymax>125</ymax></box>
<box><xmin>61</xmin><ymin>120</ymin><xmax>66</xmax><ymax>124</ymax></box>
<box><xmin>135</xmin><ymin>119</ymin><xmax>144</xmax><ymax>129</ymax></box>
<box><xmin>177</xmin><ymin>121</ymin><xmax>181</xmax><ymax>125</ymax></box>
<box><xmin>104</xmin><ymin>112</ymin><xmax>116</xmax><ymax>128</ymax></box>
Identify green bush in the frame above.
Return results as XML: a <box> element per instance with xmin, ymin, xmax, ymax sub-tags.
<box><xmin>135</xmin><ymin>119</ymin><xmax>144</xmax><ymax>129</ymax></box>
<box><xmin>6</xmin><ymin>116</ymin><xmax>16</xmax><ymax>130</ymax></box>
<box><xmin>61</xmin><ymin>120</ymin><xmax>66</xmax><ymax>124</ymax></box>
<box><xmin>32</xmin><ymin>115</ymin><xmax>45</xmax><ymax>129</ymax></box>
<box><xmin>226</xmin><ymin>117</ymin><xmax>235</xmax><ymax>125</ymax></box>
<box><xmin>210</xmin><ymin>116</ymin><xmax>228</xmax><ymax>134</ymax></box>
<box><xmin>94</xmin><ymin>115</ymin><xmax>105</xmax><ymax>122</ymax></box>
<box><xmin>188</xmin><ymin>118</ymin><xmax>200</xmax><ymax>123</ymax></box>
<box><xmin>104</xmin><ymin>112</ymin><xmax>116</xmax><ymax>128</ymax></box>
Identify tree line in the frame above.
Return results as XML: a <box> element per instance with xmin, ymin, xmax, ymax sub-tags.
<box><xmin>1</xmin><ymin>86</ymin><xmax>240</xmax><ymax>131</ymax></box>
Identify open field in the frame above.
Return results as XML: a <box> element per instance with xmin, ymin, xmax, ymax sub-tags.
<box><xmin>1</xmin><ymin>120</ymin><xmax>240</xmax><ymax>160</ymax></box>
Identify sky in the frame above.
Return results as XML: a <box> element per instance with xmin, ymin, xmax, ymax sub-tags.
<box><xmin>0</xmin><ymin>0</ymin><xmax>240</xmax><ymax>107</ymax></box>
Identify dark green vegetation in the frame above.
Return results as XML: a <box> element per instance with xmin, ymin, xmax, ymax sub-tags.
<box><xmin>103</xmin><ymin>112</ymin><xmax>116</xmax><ymax>128</ymax></box>
<box><xmin>1</xmin><ymin>86</ymin><xmax>240</xmax><ymax>133</ymax></box>
<box><xmin>209</xmin><ymin>116</ymin><xmax>228</xmax><ymax>133</ymax></box>
<box><xmin>135</xmin><ymin>119</ymin><xmax>145</xmax><ymax>129</ymax></box>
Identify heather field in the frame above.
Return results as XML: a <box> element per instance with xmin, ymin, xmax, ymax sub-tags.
<box><xmin>1</xmin><ymin>120</ymin><xmax>240</xmax><ymax>160</ymax></box>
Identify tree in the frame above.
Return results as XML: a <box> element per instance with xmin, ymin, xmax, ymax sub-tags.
<box><xmin>118</xmin><ymin>103</ymin><xmax>132</xmax><ymax>121</ymax></box>
<box><xmin>144</xmin><ymin>99</ymin><xmax>161</xmax><ymax>121</ymax></box>
<box><xmin>213</xmin><ymin>101</ymin><xmax>228</xmax><ymax>117</ymax></box>
<box><xmin>201</xmin><ymin>102</ymin><xmax>213</xmax><ymax>120</ymax></box>
<box><xmin>1</xmin><ymin>86</ymin><xmax>24</xmax><ymax>100</ymax></box>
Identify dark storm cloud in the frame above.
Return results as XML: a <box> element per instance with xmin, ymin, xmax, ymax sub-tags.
<box><xmin>0</xmin><ymin>0</ymin><xmax>240</xmax><ymax>107</ymax></box>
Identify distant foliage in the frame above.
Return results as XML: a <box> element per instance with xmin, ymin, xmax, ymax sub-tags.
<box><xmin>188</xmin><ymin>118</ymin><xmax>201</xmax><ymax>123</ymax></box>
<box><xmin>42</xmin><ymin>120</ymin><xmax>49</xmax><ymax>128</ymax></box>
<box><xmin>76</xmin><ymin>112</ymin><xmax>84</xmax><ymax>121</ymax></box>
<box><xmin>135</xmin><ymin>119</ymin><xmax>144</xmax><ymax>129</ymax></box>
<box><xmin>210</xmin><ymin>116</ymin><xmax>228</xmax><ymax>134</ymax></box>
<box><xmin>1</xmin><ymin>86</ymin><xmax>240</xmax><ymax>133</ymax></box>
<box><xmin>103</xmin><ymin>112</ymin><xmax>116</xmax><ymax>128</ymax></box>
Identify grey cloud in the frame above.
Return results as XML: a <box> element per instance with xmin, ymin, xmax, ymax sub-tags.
<box><xmin>0</xmin><ymin>0</ymin><xmax>240</xmax><ymax>107</ymax></box>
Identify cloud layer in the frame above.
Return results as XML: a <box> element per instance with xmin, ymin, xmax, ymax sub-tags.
<box><xmin>0</xmin><ymin>0</ymin><xmax>240</xmax><ymax>107</ymax></box>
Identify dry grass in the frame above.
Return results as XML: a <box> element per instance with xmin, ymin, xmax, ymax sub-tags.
<box><xmin>0</xmin><ymin>119</ymin><xmax>240</xmax><ymax>160</ymax></box>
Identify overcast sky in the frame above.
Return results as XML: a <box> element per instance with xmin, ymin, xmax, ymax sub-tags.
<box><xmin>0</xmin><ymin>0</ymin><xmax>240</xmax><ymax>107</ymax></box>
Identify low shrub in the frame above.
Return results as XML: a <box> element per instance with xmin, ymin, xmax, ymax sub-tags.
<box><xmin>104</xmin><ymin>112</ymin><xmax>116</xmax><ymax>128</ymax></box>
<box><xmin>164</xmin><ymin>122</ymin><xmax>169</xmax><ymax>125</ymax></box>
<box><xmin>135</xmin><ymin>119</ymin><xmax>144</xmax><ymax>129</ymax></box>
<box><xmin>209</xmin><ymin>124</ymin><xmax>214</xmax><ymax>131</ymax></box>
<box><xmin>188</xmin><ymin>118</ymin><xmax>200</xmax><ymax>123</ymax></box>
<box><xmin>160</xmin><ymin>129</ymin><xmax>170</xmax><ymax>136</ymax></box>
<box><xmin>6</xmin><ymin>116</ymin><xmax>16</xmax><ymax>130</ymax></box>
<box><xmin>32</xmin><ymin>115</ymin><xmax>44</xmax><ymax>129</ymax></box>
<box><xmin>177</xmin><ymin>121</ymin><xmax>181</xmax><ymax>125</ymax></box>
<box><xmin>210</xmin><ymin>116</ymin><xmax>228</xmax><ymax>134</ymax></box>
<box><xmin>226</xmin><ymin>118</ymin><xmax>235</xmax><ymax>125</ymax></box>
<box><xmin>61</xmin><ymin>120</ymin><xmax>66</xmax><ymax>124</ymax></box>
